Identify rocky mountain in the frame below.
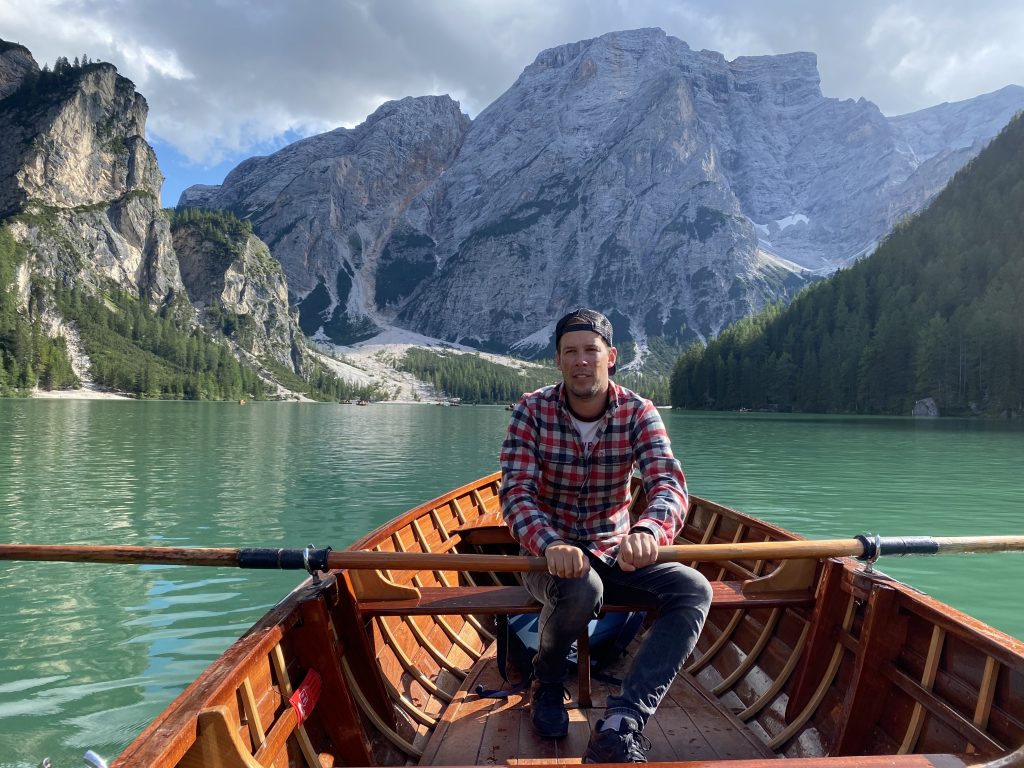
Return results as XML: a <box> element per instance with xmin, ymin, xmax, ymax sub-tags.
<box><xmin>0</xmin><ymin>42</ymin><xmax>309</xmax><ymax>386</ymax></box>
<box><xmin>172</xmin><ymin>210</ymin><xmax>309</xmax><ymax>374</ymax></box>
<box><xmin>182</xmin><ymin>95</ymin><xmax>471</xmax><ymax>346</ymax></box>
<box><xmin>182</xmin><ymin>28</ymin><xmax>1024</xmax><ymax>362</ymax></box>
<box><xmin>0</xmin><ymin>47</ymin><xmax>181</xmax><ymax>304</ymax></box>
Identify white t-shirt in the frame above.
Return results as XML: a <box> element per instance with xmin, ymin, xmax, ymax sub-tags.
<box><xmin>571</xmin><ymin>414</ymin><xmax>601</xmax><ymax>458</ymax></box>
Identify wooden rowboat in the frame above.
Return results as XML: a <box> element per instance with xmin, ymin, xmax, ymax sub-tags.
<box><xmin>109</xmin><ymin>471</ymin><xmax>1024</xmax><ymax>767</ymax></box>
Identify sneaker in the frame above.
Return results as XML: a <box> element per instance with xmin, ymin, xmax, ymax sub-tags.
<box><xmin>583</xmin><ymin>717</ymin><xmax>652</xmax><ymax>763</ymax></box>
<box><xmin>530</xmin><ymin>680</ymin><xmax>569</xmax><ymax>739</ymax></box>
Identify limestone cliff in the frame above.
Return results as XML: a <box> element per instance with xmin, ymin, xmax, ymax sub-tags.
<box><xmin>182</xmin><ymin>28</ymin><xmax>1024</xmax><ymax>358</ymax></box>
<box><xmin>0</xmin><ymin>43</ymin><xmax>310</xmax><ymax>383</ymax></box>
<box><xmin>0</xmin><ymin>52</ymin><xmax>180</xmax><ymax>303</ymax></box>
<box><xmin>180</xmin><ymin>95</ymin><xmax>472</xmax><ymax>345</ymax></box>
<box><xmin>172</xmin><ymin>213</ymin><xmax>309</xmax><ymax>373</ymax></box>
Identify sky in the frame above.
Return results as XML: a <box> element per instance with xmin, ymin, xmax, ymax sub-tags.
<box><xmin>3</xmin><ymin>0</ymin><xmax>1023</xmax><ymax>207</ymax></box>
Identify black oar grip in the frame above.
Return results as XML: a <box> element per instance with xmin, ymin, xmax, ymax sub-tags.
<box><xmin>237</xmin><ymin>547</ymin><xmax>333</xmax><ymax>572</ymax></box>
<box><xmin>854</xmin><ymin>534</ymin><xmax>940</xmax><ymax>560</ymax></box>
<box><xmin>879</xmin><ymin>536</ymin><xmax>940</xmax><ymax>556</ymax></box>
<box><xmin>238</xmin><ymin>548</ymin><xmax>308</xmax><ymax>570</ymax></box>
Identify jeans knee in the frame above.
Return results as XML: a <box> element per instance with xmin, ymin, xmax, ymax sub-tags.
<box><xmin>549</xmin><ymin>570</ymin><xmax>603</xmax><ymax>611</ymax></box>
<box><xmin>662</xmin><ymin>566</ymin><xmax>713</xmax><ymax>615</ymax></box>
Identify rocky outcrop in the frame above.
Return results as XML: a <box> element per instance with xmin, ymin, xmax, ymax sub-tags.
<box><xmin>182</xmin><ymin>29</ymin><xmax>1024</xmax><ymax>359</ymax></box>
<box><xmin>0</xmin><ymin>50</ymin><xmax>180</xmax><ymax>304</ymax></box>
<box><xmin>0</xmin><ymin>42</ymin><xmax>37</xmax><ymax>100</ymax></box>
<box><xmin>0</xmin><ymin>43</ymin><xmax>310</xmax><ymax>381</ymax></box>
<box><xmin>172</xmin><ymin>216</ymin><xmax>308</xmax><ymax>373</ymax></box>
<box><xmin>180</xmin><ymin>95</ymin><xmax>471</xmax><ymax>345</ymax></box>
<box><xmin>912</xmin><ymin>397</ymin><xmax>940</xmax><ymax>417</ymax></box>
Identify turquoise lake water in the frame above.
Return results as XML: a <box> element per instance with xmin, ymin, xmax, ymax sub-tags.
<box><xmin>1</xmin><ymin>400</ymin><xmax>1022</xmax><ymax>767</ymax></box>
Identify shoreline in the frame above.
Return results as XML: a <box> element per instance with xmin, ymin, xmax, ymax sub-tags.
<box><xmin>30</xmin><ymin>385</ymin><xmax>133</xmax><ymax>400</ymax></box>
<box><xmin>25</xmin><ymin>386</ymin><xmax>464</xmax><ymax>405</ymax></box>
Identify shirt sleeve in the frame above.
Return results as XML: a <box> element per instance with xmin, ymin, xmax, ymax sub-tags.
<box><xmin>630</xmin><ymin>401</ymin><xmax>688</xmax><ymax>546</ymax></box>
<box><xmin>499</xmin><ymin>399</ymin><xmax>563</xmax><ymax>556</ymax></box>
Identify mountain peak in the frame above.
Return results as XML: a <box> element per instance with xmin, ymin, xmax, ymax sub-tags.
<box><xmin>171</xmin><ymin>33</ymin><xmax>1024</xmax><ymax>357</ymax></box>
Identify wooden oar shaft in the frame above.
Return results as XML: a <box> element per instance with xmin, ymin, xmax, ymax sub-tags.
<box><xmin>0</xmin><ymin>544</ymin><xmax>242</xmax><ymax>567</ymax></box>
<box><xmin>2</xmin><ymin>535</ymin><xmax>1023</xmax><ymax>572</ymax></box>
<box><xmin>927</xmin><ymin>536</ymin><xmax>1024</xmax><ymax>554</ymax></box>
<box><xmin>325</xmin><ymin>539</ymin><xmax>870</xmax><ymax>572</ymax></box>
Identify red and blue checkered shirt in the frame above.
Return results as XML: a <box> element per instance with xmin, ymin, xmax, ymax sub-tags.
<box><xmin>499</xmin><ymin>381</ymin><xmax>688</xmax><ymax>564</ymax></box>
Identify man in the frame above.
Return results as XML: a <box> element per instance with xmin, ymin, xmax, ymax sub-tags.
<box><xmin>499</xmin><ymin>308</ymin><xmax>712</xmax><ymax>764</ymax></box>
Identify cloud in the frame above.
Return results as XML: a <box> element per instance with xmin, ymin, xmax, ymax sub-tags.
<box><xmin>863</xmin><ymin>2</ymin><xmax>1024</xmax><ymax>113</ymax></box>
<box><xmin>2</xmin><ymin>0</ymin><xmax>1022</xmax><ymax>168</ymax></box>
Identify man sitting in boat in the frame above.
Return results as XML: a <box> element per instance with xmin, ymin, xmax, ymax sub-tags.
<box><xmin>500</xmin><ymin>308</ymin><xmax>714</xmax><ymax>763</ymax></box>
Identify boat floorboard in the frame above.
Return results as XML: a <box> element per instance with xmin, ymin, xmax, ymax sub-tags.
<box><xmin>420</xmin><ymin>647</ymin><xmax>775</xmax><ymax>765</ymax></box>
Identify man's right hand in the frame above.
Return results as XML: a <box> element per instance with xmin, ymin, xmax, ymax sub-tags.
<box><xmin>543</xmin><ymin>543</ymin><xmax>589</xmax><ymax>578</ymax></box>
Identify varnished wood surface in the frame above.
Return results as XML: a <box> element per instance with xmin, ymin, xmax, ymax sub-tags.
<box><xmin>110</xmin><ymin>472</ymin><xmax>1024</xmax><ymax>767</ymax></box>
<box><xmin>421</xmin><ymin>645</ymin><xmax>775</xmax><ymax>765</ymax></box>
<box><xmin>358</xmin><ymin>582</ymin><xmax>815</xmax><ymax>616</ymax></box>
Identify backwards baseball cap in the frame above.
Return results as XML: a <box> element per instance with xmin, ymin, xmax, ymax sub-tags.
<box><xmin>554</xmin><ymin>308</ymin><xmax>616</xmax><ymax>375</ymax></box>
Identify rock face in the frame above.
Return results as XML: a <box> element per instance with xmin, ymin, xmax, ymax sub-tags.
<box><xmin>179</xmin><ymin>29</ymin><xmax>1023</xmax><ymax>357</ymax></box>
<box><xmin>912</xmin><ymin>397</ymin><xmax>940</xmax><ymax>417</ymax></box>
<box><xmin>0</xmin><ymin>42</ymin><xmax>37</xmax><ymax>101</ymax></box>
<box><xmin>183</xmin><ymin>30</ymin><xmax>1024</xmax><ymax>359</ymax></box>
<box><xmin>0</xmin><ymin>53</ymin><xmax>180</xmax><ymax>303</ymax></box>
<box><xmin>173</xmin><ymin>217</ymin><xmax>308</xmax><ymax>372</ymax></box>
<box><xmin>180</xmin><ymin>95</ymin><xmax>471</xmax><ymax>345</ymax></box>
<box><xmin>398</xmin><ymin>33</ymin><xmax>813</xmax><ymax>353</ymax></box>
<box><xmin>0</xmin><ymin>42</ymin><xmax>309</xmax><ymax>378</ymax></box>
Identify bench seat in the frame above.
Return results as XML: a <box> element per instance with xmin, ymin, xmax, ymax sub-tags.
<box><xmin>358</xmin><ymin>581</ymin><xmax>815</xmax><ymax>617</ymax></box>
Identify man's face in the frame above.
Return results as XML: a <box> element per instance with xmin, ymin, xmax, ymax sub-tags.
<box><xmin>556</xmin><ymin>330</ymin><xmax>617</xmax><ymax>403</ymax></box>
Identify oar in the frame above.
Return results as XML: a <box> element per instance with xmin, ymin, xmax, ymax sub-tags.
<box><xmin>1</xmin><ymin>535</ymin><xmax>1023</xmax><ymax>573</ymax></box>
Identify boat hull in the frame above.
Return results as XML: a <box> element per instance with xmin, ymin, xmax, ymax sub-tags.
<box><xmin>114</xmin><ymin>472</ymin><xmax>1024</xmax><ymax>767</ymax></box>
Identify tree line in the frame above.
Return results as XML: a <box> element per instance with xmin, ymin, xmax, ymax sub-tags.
<box><xmin>0</xmin><ymin>228</ymin><xmax>79</xmax><ymax>394</ymax></box>
<box><xmin>671</xmin><ymin>112</ymin><xmax>1024</xmax><ymax>417</ymax></box>
<box><xmin>398</xmin><ymin>348</ymin><xmax>671</xmax><ymax>405</ymax></box>
<box><xmin>399</xmin><ymin>348</ymin><xmax>557</xmax><ymax>403</ymax></box>
<box><xmin>51</xmin><ymin>281</ymin><xmax>269</xmax><ymax>400</ymax></box>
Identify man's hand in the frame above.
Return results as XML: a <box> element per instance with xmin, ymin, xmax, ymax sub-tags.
<box><xmin>544</xmin><ymin>542</ymin><xmax>589</xmax><ymax>578</ymax></box>
<box><xmin>617</xmin><ymin>529</ymin><xmax>658</xmax><ymax>572</ymax></box>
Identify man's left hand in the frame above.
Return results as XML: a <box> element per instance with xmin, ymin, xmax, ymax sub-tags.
<box><xmin>617</xmin><ymin>529</ymin><xmax>658</xmax><ymax>572</ymax></box>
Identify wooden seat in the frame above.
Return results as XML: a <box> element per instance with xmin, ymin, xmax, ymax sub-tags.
<box><xmin>358</xmin><ymin>581</ymin><xmax>815</xmax><ymax>616</ymax></box>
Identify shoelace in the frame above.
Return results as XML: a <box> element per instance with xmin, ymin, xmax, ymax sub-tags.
<box><xmin>624</xmin><ymin>729</ymin><xmax>652</xmax><ymax>761</ymax></box>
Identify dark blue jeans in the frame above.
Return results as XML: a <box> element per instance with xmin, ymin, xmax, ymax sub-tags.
<box><xmin>522</xmin><ymin>550</ymin><xmax>712</xmax><ymax>728</ymax></box>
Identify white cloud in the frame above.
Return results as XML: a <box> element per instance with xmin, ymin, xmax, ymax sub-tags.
<box><xmin>3</xmin><ymin>0</ymin><xmax>1022</xmax><ymax>171</ymax></box>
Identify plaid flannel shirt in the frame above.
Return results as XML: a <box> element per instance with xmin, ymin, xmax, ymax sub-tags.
<box><xmin>499</xmin><ymin>381</ymin><xmax>688</xmax><ymax>564</ymax></box>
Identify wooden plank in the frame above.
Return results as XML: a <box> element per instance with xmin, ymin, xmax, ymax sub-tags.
<box><xmin>490</xmin><ymin>756</ymin><xmax>969</xmax><ymax>768</ymax></box>
<box><xmin>668</xmin><ymin>673</ymin><xmax>776</xmax><ymax>759</ymax></box>
<box><xmin>786</xmin><ymin>558</ymin><xmax>850</xmax><ymax>721</ymax></box>
<box><xmin>420</xmin><ymin>651</ymin><xmax>520</xmax><ymax>765</ymax></box>
<box><xmin>647</xmin><ymin>702</ymin><xmax>719</xmax><ymax>761</ymax></box>
<box><xmin>884</xmin><ymin>661</ymin><xmax>1004</xmax><ymax>754</ymax></box>
<box><xmin>832</xmin><ymin>583</ymin><xmax>908</xmax><ymax>755</ymax></box>
<box><xmin>559</xmin><ymin>706</ymin><xmax>593</xmax><ymax>763</ymax></box>
<box><xmin>359</xmin><ymin>581</ymin><xmax>814</xmax><ymax>617</ymax></box>
<box><xmin>291</xmin><ymin>598</ymin><xmax>376</xmax><ymax>766</ymax></box>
